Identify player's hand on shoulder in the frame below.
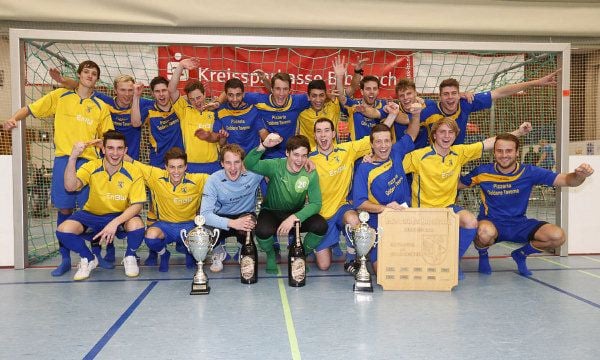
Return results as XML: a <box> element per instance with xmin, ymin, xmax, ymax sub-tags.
<box><xmin>459</xmin><ymin>91</ymin><xmax>475</xmax><ymax>104</ymax></box>
<box><xmin>384</xmin><ymin>102</ymin><xmax>400</xmax><ymax>115</ymax></box>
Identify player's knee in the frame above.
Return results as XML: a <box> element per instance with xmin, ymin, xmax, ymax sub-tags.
<box><xmin>124</xmin><ymin>217</ymin><xmax>144</xmax><ymax>232</ymax></box>
<box><xmin>546</xmin><ymin>227</ymin><xmax>566</xmax><ymax>247</ymax></box>
<box><xmin>343</xmin><ymin>211</ymin><xmax>359</xmax><ymax>227</ymax></box>
<box><xmin>476</xmin><ymin>226</ymin><xmax>496</xmax><ymax>246</ymax></box>
<box><xmin>458</xmin><ymin>211</ymin><xmax>478</xmax><ymax>229</ymax></box>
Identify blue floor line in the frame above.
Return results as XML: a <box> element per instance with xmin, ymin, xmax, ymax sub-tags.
<box><xmin>83</xmin><ymin>281</ymin><xmax>158</xmax><ymax>360</ymax></box>
<box><xmin>525</xmin><ymin>275</ymin><xmax>600</xmax><ymax>309</ymax></box>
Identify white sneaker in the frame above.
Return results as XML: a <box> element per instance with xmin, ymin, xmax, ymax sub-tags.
<box><xmin>123</xmin><ymin>255</ymin><xmax>139</xmax><ymax>277</ymax></box>
<box><xmin>74</xmin><ymin>256</ymin><xmax>98</xmax><ymax>281</ymax></box>
<box><xmin>209</xmin><ymin>251</ymin><xmax>226</xmax><ymax>273</ymax></box>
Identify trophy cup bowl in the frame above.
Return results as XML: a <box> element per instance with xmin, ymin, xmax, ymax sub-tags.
<box><xmin>180</xmin><ymin>215</ymin><xmax>220</xmax><ymax>295</ymax></box>
<box><xmin>345</xmin><ymin>211</ymin><xmax>378</xmax><ymax>293</ymax></box>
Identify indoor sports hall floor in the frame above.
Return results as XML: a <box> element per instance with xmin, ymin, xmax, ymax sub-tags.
<box><xmin>1</xmin><ymin>244</ymin><xmax>600</xmax><ymax>360</ymax></box>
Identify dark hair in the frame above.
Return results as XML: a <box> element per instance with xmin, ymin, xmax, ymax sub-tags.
<box><xmin>307</xmin><ymin>79</ymin><xmax>327</xmax><ymax>94</ymax></box>
<box><xmin>103</xmin><ymin>130</ymin><xmax>126</xmax><ymax>147</ymax></box>
<box><xmin>184</xmin><ymin>80</ymin><xmax>205</xmax><ymax>95</ymax></box>
<box><xmin>225</xmin><ymin>78</ymin><xmax>244</xmax><ymax>92</ymax></box>
<box><xmin>220</xmin><ymin>143</ymin><xmax>246</xmax><ymax>162</ymax></box>
<box><xmin>395</xmin><ymin>78</ymin><xmax>416</xmax><ymax>93</ymax></box>
<box><xmin>314</xmin><ymin>118</ymin><xmax>335</xmax><ymax>133</ymax></box>
<box><xmin>271</xmin><ymin>72</ymin><xmax>292</xmax><ymax>88</ymax></box>
<box><xmin>77</xmin><ymin>60</ymin><xmax>101</xmax><ymax>78</ymax></box>
<box><xmin>286</xmin><ymin>135</ymin><xmax>310</xmax><ymax>153</ymax></box>
<box><xmin>150</xmin><ymin>76</ymin><xmax>169</xmax><ymax>91</ymax></box>
<box><xmin>164</xmin><ymin>147</ymin><xmax>188</xmax><ymax>165</ymax></box>
<box><xmin>369</xmin><ymin>124</ymin><xmax>392</xmax><ymax>143</ymax></box>
<box><xmin>439</xmin><ymin>78</ymin><xmax>460</xmax><ymax>92</ymax></box>
<box><xmin>360</xmin><ymin>75</ymin><xmax>381</xmax><ymax>89</ymax></box>
<box><xmin>494</xmin><ymin>133</ymin><xmax>520</xmax><ymax>152</ymax></box>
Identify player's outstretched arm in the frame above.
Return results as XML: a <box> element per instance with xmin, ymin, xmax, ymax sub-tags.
<box><xmin>491</xmin><ymin>70</ymin><xmax>559</xmax><ymax>100</ymax></box>
<box><xmin>554</xmin><ymin>163</ymin><xmax>594</xmax><ymax>187</ymax></box>
<box><xmin>131</xmin><ymin>83</ymin><xmax>144</xmax><ymax>127</ymax></box>
<box><xmin>482</xmin><ymin>122</ymin><xmax>532</xmax><ymax>151</ymax></box>
<box><xmin>332</xmin><ymin>55</ymin><xmax>348</xmax><ymax>105</ymax></box>
<box><xmin>2</xmin><ymin>107</ymin><xmax>30</xmax><ymax>131</ymax></box>
<box><xmin>64</xmin><ymin>141</ymin><xmax>92</xmax><ymax>192</ymax></box>
<box><xmin>168</xmin><ymin>57</ymin><xmax>200</xmax><ymax>103</ymax></box>
<box><xmin>49</xmin><ymin>68</ymin><xmax>78</xmax><ymax>90</ymax></box>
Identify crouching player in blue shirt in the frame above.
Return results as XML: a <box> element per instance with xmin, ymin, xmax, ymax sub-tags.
<box><xmin>56</xmin><ymin>130</ymin><xmax>146</xmax><ymax>280</ymax></box>
<box><xmin>200</xmin><ymin>144</ymin><xmax>263</xmax><ymax>272</ymax></box>
<box><xmin>460</xmin><ymin>133</ymin><xmax>594</xmax><ymax>276</ymax></box>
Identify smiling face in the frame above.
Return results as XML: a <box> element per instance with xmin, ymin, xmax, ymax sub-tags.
<box><xmin>115</xmin><ymin>80</ymin><xmax>134</xmax><ymax>108</ymax></box>
<box><xmin>371</xmin><ymin>130</ymin><xmax>392</xmax><ymax>162</ymax></box>
<box><xmin>396</xmin><ymin>87</ymin><xmax>417</xmax><ymax>111</ymax></box>
<box><xmin>152</xmin><ymin>83</ymin><xmax>170</xmax><ymax>108</ymax></box>
<box><xmin>361</xmin><ymin>80</ymin><xmax>379</xmax><ymax>106</ymax></box>
<box><xmin>103</xmin><ymin>139</ymin><xmax>127</xmax><ymax>167</ymax></box>
<box><xmin>494</xmin><ymin>139</ymin><xmax>519</xmax><ymax>172</ymax></box>
<box><xmin>439</xmin><ymin>85</ymin><xmax>460</xmax><ymax>114</ymax></box>
<box><xmin>314</xmin><ymin>120</ymin><xmax>335</xmax><ymax>153</ymax></box>
<box><xmin>221</xmin><ymin>150</ymin><xmax>244</xmax><ymax>181</ymax></box>
<box><xmin>226</xmin><ymin>87</ymin><xmax>244</xmax><ymax>109</ymax></box>
<box><xmin>432</xmin><ymin>123</ymin><xmax>457</xmax><ymax>153</ymax></box>
<box><xmin>308</xmin><ymin>88</ymin><xmax>327</xmax><ymax>111</ymax></box>
<box><xmin>166</xmin><ymin>158</ymin><xmax>187</xmax><ymax>186</ymax></box>
<box><xmin>286</xmin><ymin>146</ymin><xmax>309</xmax><ymax>173</ymax></box>
<box><xmin>272</xmin><ymin>79</ymin><xmax>290</xmax><ymax>107</ymax></box>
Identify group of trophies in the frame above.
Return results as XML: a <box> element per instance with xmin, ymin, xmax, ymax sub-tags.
<box><xmin>181</xmin><ymin>211</ymin><xmax>379</xmax><ymax>295</ymax></box>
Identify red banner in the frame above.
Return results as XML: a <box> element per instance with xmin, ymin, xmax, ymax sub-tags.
<box><xmin>158</xmin><ymin>46</ymin><xmax>413</xmax><ymax>98</ymax></box>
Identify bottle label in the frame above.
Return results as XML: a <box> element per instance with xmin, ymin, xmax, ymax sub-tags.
<box><xmin>240</xmin><ymin>256</ymin><xmax>255</xmax><ymax>280</ymax></box>
<box><xmin>290</xmin><ymin>258</ymin><xmax>306</xmax><ymax>282</ymax></box>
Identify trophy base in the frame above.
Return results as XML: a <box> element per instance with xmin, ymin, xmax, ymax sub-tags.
<box><xmin>353</xmin><ymin>280</ymin><xmax>374</xmax><ymax>293</ymax></box>
<box><xmin>190</xmin><ymin>282</ymin><xmax>210</xmax><ymax>295</ymax></box>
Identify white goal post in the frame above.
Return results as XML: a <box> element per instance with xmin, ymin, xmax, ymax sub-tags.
<box><xmin>8</xmin><ymin>28</ymin><xmax>571</xmax><ymax>269</ymax></box>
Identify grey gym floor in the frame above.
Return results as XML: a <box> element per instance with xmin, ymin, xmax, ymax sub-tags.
<box><xmin>1</xmin><ymin>242</ymin><xmax>600</xmax><ymax>360</ymax></box>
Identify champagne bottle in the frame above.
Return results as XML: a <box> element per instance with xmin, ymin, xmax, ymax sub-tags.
<box><xmin>240</xmin><ymin>230</ymin><xmax>258</xmax><ymax>284</ymax></box>
<box><xmin>288</xmin><ymin>220</ymin><xmax>306</xmax><ymax>287</ymax></box>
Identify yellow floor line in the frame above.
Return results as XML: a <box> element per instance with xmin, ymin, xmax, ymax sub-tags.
<box><xmin>582</xmin><ymin>256</ymin><xmax>600</xmax><ymax>264</ymax></box>
<box><xmin>276</xmin><ymin>265</ymin><xmax>302</xmax><ymax>360</ymax></box>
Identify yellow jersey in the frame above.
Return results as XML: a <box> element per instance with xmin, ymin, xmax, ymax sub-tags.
<box><xmin>297</xmin><ymin>98</ymin><xmax>341</xmax><ymax>150</ymax></box>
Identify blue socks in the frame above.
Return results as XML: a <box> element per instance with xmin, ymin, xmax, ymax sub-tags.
<box><xmin>56</xmin><ymin>231</ymin><xmax>93</xmax><ymax>261</ymax></box>
<box><xmin>511</xmin><ymin>243</ymin><xmax>541</xmax><ymax>276</ymax></box>
<box><xmin>91</xmin><ymin>244</ymin><xmax>115</xmax><ymax>269</ymax></box>
<box><xmin>55</xmin><ymin>212</ymin><xmax>72</xmax><ymax>267</ymax></box>
<box><xmin>104</xmin><ymin>243</ymin><xmax>116</xmax><ymax>263</ymax></box>
<box><xmin>125</xmin><ymin>228</ymin><xmax>145</xmax><ymax>257</ymax></box>
<box><xmin>159</xmin><ymin>250</ymin><xmax>171</xmax><ymax>272</ymax></box>
<box><xmin>476</xmin><ymin>246</ymin><xmax>492</xmax><ymax>275</ymax></box>
<box><xmin>458</xmin><ymin>228</ymin><xmax>476</xmax><ymax>258</ymax></box>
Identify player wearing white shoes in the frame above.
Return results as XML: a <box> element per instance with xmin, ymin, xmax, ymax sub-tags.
<box><xmin>55</xmin><ymin>131</ymin><xmax>146</xmax><ymax>280</ymax></box>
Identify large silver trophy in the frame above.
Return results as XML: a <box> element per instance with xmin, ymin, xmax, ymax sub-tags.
<box><xmin>345</xmin><ymin>211</ymin><xmax>379</xmax><ymax>293</ymax></box>
<box><xmin>180</xmin><ymin>215</ymin><xmax>220</xmax><ymax>295</ymax></box>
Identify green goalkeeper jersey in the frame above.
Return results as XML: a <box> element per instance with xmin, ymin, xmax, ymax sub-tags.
<box><xmin>245</xmin><ymin>148</ymin><xmax>322</xmax><ymax>222</ymax></box>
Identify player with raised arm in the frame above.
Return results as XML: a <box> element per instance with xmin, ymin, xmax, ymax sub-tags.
<box><xmin>414</xmin><ymin>71</ymin><xmax>559</xmax><ymax>149</ymax></box>
<box><xmin>460</xmin><ymin>133</ymin><xmax>593</xmax><ymax>276</ymax></box>
<box><xmin>55</xmin><ymin>131</ymin><xmax>146</xmax><ymax>280</ymax></box>
<box><xmin>297</xmin><ymin>79</ymin><xmax>341</xmax><ymax>151</ymax></box>
<box><xmin>351</xmin><ymin>103</ymin><xmax>421</xmax><ymax>274</ymax></box>
<box><xmin>245</xmin><ymin>134</ymin><xmax>327</xmax><ymax>274</ymax></box>
<box><xmin>3</xmin><ymin>60</ymin><xmax>114</xmax><ymax>277</ymax></box>
<box><xmin>402</xmin><ymin>118</ymin><xmax>532</xmax><ymax>279</ymax></box>
<box><xmin>168</xmin><ymin>58</ymin><xmax>225</xmax><ymax>174</ymax></box>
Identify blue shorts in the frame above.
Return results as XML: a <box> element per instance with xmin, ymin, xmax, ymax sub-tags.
<box><xmin>187</xmin><ymin>161</ymin><xmax>221</xmax><ymax>175</ymax></box>
<box><xmin>69</xmin><ymin>210</ymin><xmax>128</xmax><ymax>239</ymax></box>
<box><xmin>316</xmin><ymin>204</ymin><xmax>353</xmax><ymax>252</ymax></box>
<box><xmin>480</xmin><ymin>217</ymin><xmax>547</xmax><ymax>244</ymax></box>
<box><xmin>449</xmin><ymin>204</ymin><xmax>464</xmax><ymax>214</ymax></box>
<box><xmin>51</xmin><ymin>156</ymin><xmax>90</xmax><ymax>209</ymax></box>
<box><xmin>149</xmin><ymin>220</ymin><xmax>196</xmax><ymax>244</ymax></box>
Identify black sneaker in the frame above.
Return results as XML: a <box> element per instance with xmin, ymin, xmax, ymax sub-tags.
<box><xmin>344</xmin><ymin>260</ymin><xmax>360</xmax><ymax>276</ymax></box>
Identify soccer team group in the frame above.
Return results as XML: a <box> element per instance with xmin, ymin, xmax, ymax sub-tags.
<box><xmin>3</xmin><ymin>55</ymin><xmax>594</xmax><ymax>283</ymax></box>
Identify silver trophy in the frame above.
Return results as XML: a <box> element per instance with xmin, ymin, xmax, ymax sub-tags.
<box><xmin>345</xmin><ymin>211</ymin><xmax>379</xmax><ymax>293</ymax></box>
<box><xmin>180</xmin><ymin>215</ymin><xmax>220</xmax><ymax>295</ymax></box>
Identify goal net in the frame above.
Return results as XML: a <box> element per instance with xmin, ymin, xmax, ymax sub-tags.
<box><xmin>4</xmin><ymin>32</ymin><xmax>565</xmax><ymax>264</ymax></box>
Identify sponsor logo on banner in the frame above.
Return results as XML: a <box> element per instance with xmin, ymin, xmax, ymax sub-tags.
<box><xmin>158</xmin><ymin>47</ymin><xmax>414</xmax><ymax>98</ymax></box>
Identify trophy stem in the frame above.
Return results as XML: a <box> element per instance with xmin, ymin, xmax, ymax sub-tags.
<box><xmin>354</xmin><ymin>255</ymin><xmax>373</xmax><ymax>293</ymax></box>
<box><xmin>190</xmin><ymin>260</ymin><xmax>210</xmax><ymax>295</ymax></box>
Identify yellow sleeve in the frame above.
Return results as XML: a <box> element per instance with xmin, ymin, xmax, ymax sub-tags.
<box><xmin>28</xmin><ymin>88</ymin><xmax>66</xmax><ymax>118</ymax></box>
<box><xmin>402</xmin><ymin>151</ymin><xmax>416</xmax><ymax>174</ymax></box>
<box><xmin>459</xmin><ymin>142</ymin><xmax>484</xmax><ymax>165</ymax></box>
<box><xmin>76</xmin><ymin>160</ymin><xmax>96</xmax><ymax>188</ymax></box>
<box><xmin>129</xmin><ymin>175</ymin><xmax>147</xmax><ymax>204</ymax></box>
<box><xmin>172</xmin><ymin>96</ymin><xmax>189</xmax><ymax>123</ymax></box>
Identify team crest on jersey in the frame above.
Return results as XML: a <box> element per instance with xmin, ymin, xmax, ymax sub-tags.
<box><xmin>181</xmin><ymin>187</ymin><xmax>187</xmax><ymax>193</ymax></box>
<box><xmin>448</xmin><ymin>159</ymin><xmax>453</xmax><ymax>166</ymax></box>
<box><xmin>334</xmin><ymin>155</ymin><xmax>340</xmax><ymax>163</ymax></box>
<box><xmin>118</xmin><ymin>180</ymin><xmax>124</xmax><ymax>189</ymax></box>
<box><xmin>294</xmin><ymin>176</ymin><xmax>309</xmax><ymax>193</ymax></box>
<box><xmin>87</xmin><ymin>106</ymin><xmax>93</xmax><ymax>113</ymax></box>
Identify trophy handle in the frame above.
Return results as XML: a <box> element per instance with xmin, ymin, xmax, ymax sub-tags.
<box><xmin>373</xmin><ymin>227</ymin><xmax>382</xmax><ymax>246</ymax></box>
<box><xmin>209</xmin><ymin>228</ymin><xmax>221</xmax><ymax>250</ymax></box>
<box><xmin>344</xmin><ymin>224</ymin><xmax>355</xmax><ymax>247</ymax></box>
<box><xmin>180</xmin><ymin>229</ymin><xmax>189</xmax><ymax>250</ymax></box>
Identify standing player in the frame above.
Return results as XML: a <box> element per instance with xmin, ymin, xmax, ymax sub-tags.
<box><xmin>245</xmin><ymin>134</ymin><xmax>327</xmax><ymax>274</ymax></box>
<box><xmin>460</xmin><ymin>133</ymin><xmax>594</xmax><ymax>276</ymax></box>
<box><xmin>216</xmin><ymin>78</ymin><xmax>268</xmax><ymax>155</ymax></box>
<box><xmin>200</xmin><ymin>144</ymin><xmax>263</xmax><ymax>272</ymax></box>
<box><xmin>402</xmin><ymin>118</ymin><xmax>532</xmax><ymax>279</ymax></box>
<box><xmin>3</xmin><ymin>60</ymin><xmax>114</xmax><ymax>277</ymax></box>
<box><xmin>415</xmin><ymin>71</ymin><xmax>559</xmax><ymax>149</ymax></box>
<box><xmin>133</xmin><ymin>147</ymin><xmax>209</xmax><ymax>272</ymax></box>
<box><xmin>56</xmin><ymin>131</ymin><xmax>146</xmax><ymax>280</ymax></box>
<box><xmin>297</xmin><ymin>79</ymin><xmax>341</xmax><ymax>151</ymax></box>
<box><xmin>168</xmin><ymin>58</ymin><xmax>224</xmax><ymax>174</ymax></box>
<box><xmin>351</xmin><ymin>103</ymin><xmax>421</xmax><ymax>274</ymax></box>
